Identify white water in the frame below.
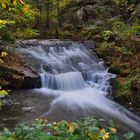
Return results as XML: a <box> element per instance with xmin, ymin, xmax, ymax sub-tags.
<box><xmin>19</xmin><ymin>40</ymin><xmax>140</xmax><ymax>133</ymax></box>
<box><xmin>40</xmin><ymin>72</ymin><xmax>85</xmax><ymax>91</ymax></box>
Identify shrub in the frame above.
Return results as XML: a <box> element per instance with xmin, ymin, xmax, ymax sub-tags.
<box><xmin>14</xmin><ymin>28</ymin><xmax>39</xmax><ymax>39</ymax></box>
<box><xmin>0</xmin><ymin>117</ymin><xmax>135</xmax><ymax>140</ymax></box>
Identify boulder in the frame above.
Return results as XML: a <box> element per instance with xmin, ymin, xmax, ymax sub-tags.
<box><xmin>83</xmin><ymin>5</ymin><xmax>96</xmax><ymax>19</ymax></box>
<box><xmin>0</xmin><ymin>48</ymin><xmax>41</xmax><ymax>89</ymax></box>
<box><xmin>77</xmin><ymin>7</ymin><xmax>87</xmax><ymax>22</ymax></box>
<box><xmin>76</xmin><ymin>5</ymin><xmax>96</xmax><ymax>22</ymax></box>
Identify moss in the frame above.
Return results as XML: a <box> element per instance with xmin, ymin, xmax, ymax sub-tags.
<box><xmin>112</xmin><ymin>76</ymin><xmax>140</xmax><ymax>107</ymax></box>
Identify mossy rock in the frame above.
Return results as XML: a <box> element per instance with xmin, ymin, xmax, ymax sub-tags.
<box><xmin>130</xmin><ymin>79</ymin><xmax>140</xmax><ymax>107</ymax></box>
<box><xmin>112</xmin><ymin>75</ymin><xmax>140</xmax><ymax>108</ymax></box>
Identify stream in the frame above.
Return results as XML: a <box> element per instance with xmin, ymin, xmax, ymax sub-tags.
<box><xmin>0</xmin><ymin>40</ymin><xmax>140</xmax><ymax>138</ymax></box>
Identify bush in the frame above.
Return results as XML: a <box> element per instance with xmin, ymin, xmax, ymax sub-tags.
<box><xmin>14</xmin><ymin>28</ymin><xmax>39</xmax><ymax>39</ymax></box>
<box><xmin>0</xmin><ymin>30</ymin><xmax>15</xmax><ymax>45</ymax></box>
<box><xmin>0</xmin><ymin>117</ymin><xmax>135</xmax><ymax>140</ymax></box>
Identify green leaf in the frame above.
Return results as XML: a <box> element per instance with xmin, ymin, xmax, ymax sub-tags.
<box><xmin>123</xmin><ymin>132</ymin><xmax>135</xmax><ymax>139</ymax></box>
<box><xmin>2</xmin><ymin>3</ymin><xmax>6</xmax><ymax>9</ymax></box>
<box><xmin>89</xmin><ymin>126</ymin><xmax>100</xmax><ymax>133</ymax></box>
<box><xmin>109</xmin><ymin>135</ymin><xmax>118</xmax><ymax>140</ymax></box>
<box><xmin>3</xmin><ymin>128</ymin><xmax>12</xmax><ymax>137</ymax></box>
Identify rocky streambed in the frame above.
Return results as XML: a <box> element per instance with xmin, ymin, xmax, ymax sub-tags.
<box><xmin>0</xmin><ymin>40</ymin><xmax>140</xmax><ymax>138</ymax></box>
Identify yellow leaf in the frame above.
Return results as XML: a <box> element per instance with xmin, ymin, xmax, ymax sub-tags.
<box><xmin>23</xmin><ymin>5</ymin><xmax>30</xmax><ymax>13</ymax></box>
<box><xmin>67</xmin><ymin>123</ymin><xmax>77</xmax><ymax>133</ymax></box>
<box><xmin>0</xmin><ymin>58</ymin><xmax>3</xmax><ymax>63</ymax></box>
<box><xmin>0</xmin><ymin>19</ymin><xmax>7</xmax><ymax>25</ymax></box>
<box><xmin>110</xmin><ymin>128</ymin><xmax>117</xmax><ymax>133</ymax></box>
<box><xmin>100</xmin><ymin>129</ymin><xmax>106</xmax><ymax>134</ymax></box>
<box><xmin>1</xmin><ymin>51</ymin><xmax>8</xmax><ymax>57</ymax></box>
<box><xmin>102</xmin><ymin>133</ymin><xmax>110</xmax><ymax>140</ymax></box>
<box><xmin>0</xmin><ymin>90</ymin><xmax>8</xmax><ymax>95</ymax></box>
<box><xmin>19</xmin><ymin>0</ymin><xmax>25</xmax><ymax>5</ymax></box>
<box><xmin>2</xmin><ymin>3</ymin><xmax>6</xmax><ymax>9</ymax></box>
<box><xmin>13</xmin><ymin>0</ymin><xmax>17</xmax><ymax>6</ymax></box>
<box><xmin>68</xmin><ymin>123</ymin><xmax>75</xmax><ymax>133</ymax></box>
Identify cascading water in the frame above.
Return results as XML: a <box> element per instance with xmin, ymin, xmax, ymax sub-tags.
<box><xmin>41</xmin><ymin>72</ymin><xmax>85</xmax><ymax>91</ymax></box>
<box><xmin>18</xmin><ymin>40</ymin><xmax>140</xmax><ymax>133</ymax></box>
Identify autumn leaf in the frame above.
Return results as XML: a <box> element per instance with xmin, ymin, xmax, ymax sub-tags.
<box><xmin>1</xmin><ymin>52</ymin><xmax>8</xmax><ymax>57</ymax></box>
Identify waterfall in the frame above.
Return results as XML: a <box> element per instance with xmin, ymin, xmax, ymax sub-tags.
<box><xmin>41</xmin><ymin>72</ymin><xmax>85</xmax><ymax>91</ymax></box>
<box><xmin>18</xmin><ymin>40</ymin><xmax>140</xmax><ymax>133</ymax></box>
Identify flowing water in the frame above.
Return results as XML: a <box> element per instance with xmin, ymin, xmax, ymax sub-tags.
<box><xmin>0</xmin><ymin>40</ymin><xmax>140</xmax><ymax>138</ymax></box>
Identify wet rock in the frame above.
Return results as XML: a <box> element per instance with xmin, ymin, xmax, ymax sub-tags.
<box><xmin>0</xmin><ymin>95</ymin><xmax>13</xmax><ymax>106</ymax></box>
<box><xmin>77</xmin><ymin>5</ymin><xmax>97</xmax><ymax>22</ymax></box>
<box><xmin>22</xmin><ymin>106</ymin><xmax>35</xmax><ymax>112</ymax></box>
<box><xmin>83</xmin><ymin>40</ymin><xmax>95</xmax><ymax>49</ymax></box>
<box><xmin>1</xmin><ymin>98</ymin><xmax>13</xmax><ymax>106</ymax></box>
<box><xmin>0</xmin><ymin>48</ymin><xmax>40</xmax><ymax>89</ymax></box>
<box><xmin>0</xmin><ymin>95</ymin><xmax>5</xmax><ymax>99</ymax></box>
<box><xmin>77</xmin><ymin>7</ymin><xmax>87</xmax><ymax>22</ymax></box>
<box><xmin>83</xmin><ymin>5</ymin><xmax>96</xmax><ymax>19</ymax></box>
<box><xmin>21</xmin><ymin>76</ymin><xmax>41</xmax><ymax>89</ymax></box>
<box><xmin>17</xmin><ymin>39</ymin><xmax>42</xmax><ymax>48</ymax></box>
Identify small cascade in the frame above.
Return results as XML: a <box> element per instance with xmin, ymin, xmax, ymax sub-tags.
<box><xmin>82</xmin><ymin>70</ymin><xmax>115</xmax><ymax>93</ymax></box>
<box><xmin>17</xmin><ymin>40</ymin><xmax>140</xmax><ymax>134</ymax></box>
<box><xmin>41</xmin><ymin>72</ymin><xmax>85</xmax><ymax>91</ymax></box>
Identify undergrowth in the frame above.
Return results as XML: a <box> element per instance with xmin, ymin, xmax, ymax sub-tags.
<box><xmin>0</xmin><ymin>117</ymin><xmax>135</xmax><ymax>140</ymax></box>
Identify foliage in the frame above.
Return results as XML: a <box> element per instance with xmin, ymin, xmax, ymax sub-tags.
<box><xmin>102</xmin><ymin>31</ymin><xmax>113</xmax><ymax>41</ymax></box>
<box><xmin>109</xmin><ymin>18</ymin><xmax>140</xmax><ymax>39</ymax></box>
<box><xmin>0</xmin><ymin>0</ymin><xmax>36</xmax><ymax>43</ymax></box>
<box><xmin>113</xmin><ymin>74</ymin><xmax>140</xmax><ymax>107</ymax></box>
<box><xmin>83</xmin><ymin>16</ymin><xmax>139</xmax><ymax>57</ymax></box>
<box><xmin>0</xmin><ymin>0</ymin><xmax>34</xmax><ymax>22</ymax></box>
<box><xmin>123</xmin><ymin>132</ymin><xmax>135</xmax><ymax>139</ymax></box>
<box><xmin>111</xmin><ymin>0</ymin><xmax>136</xmax><ymax>20</ymax></box>
<box><xmin>0</xmin><ymin>86</ymin><xmax>9</xmax><ymax>109</ymax></box>
<box><xmin>0</xmin><ymin>51</ymin><xmax>9</xmax><ymax>108</ymax></box>
<box><xmin>52</xmin><ymin>0</ymin><xmax>70</xmax><ymax>8</ymax></box>
<box><xmin>82</xmin><ymin>24</ymin><xmax>101</xmax><ymax>36</ymax></box>
<box><xmin>14</xmin><ymin>28</ymin><xmax>39</xmax><ymax>39</ymax></box>
<box><xmin>0</xmin><ymin>20</ymin><xmax>15</xmax><ymax>29</ymax></box>
<box><xmin>0</xmin><ymin>117</ymin><xmax>135</xmax><ymax>140</ymax></box>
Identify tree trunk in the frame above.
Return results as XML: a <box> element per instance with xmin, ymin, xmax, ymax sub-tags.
<box><xmin>56</xmin><ymin>0</ymin><xmax>62</xmax><ymax>28</ymax></box>
<box><xmin>46</xmin><ymin>0</ymin><xmax>50</xmax><ymax>29</ymax></box>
